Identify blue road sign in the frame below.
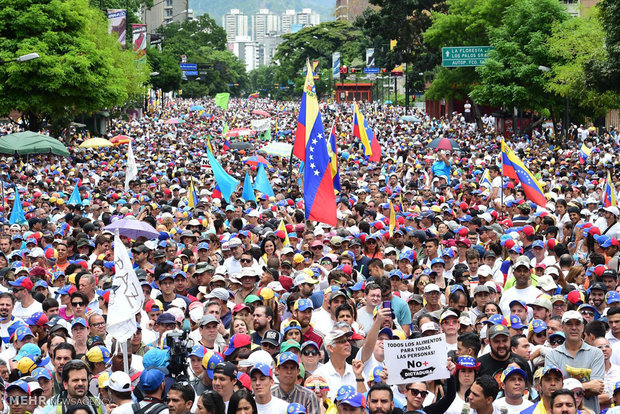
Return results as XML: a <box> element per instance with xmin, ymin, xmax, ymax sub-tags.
<box><xmin>180</xmin><ymin>63</ymin><xmax>197</xmax><ymax>71</ymax></box>
<box><xmin>364</xmin><ymin>67</ymin><xmax>380</xmax><ymax>74</ymax></box>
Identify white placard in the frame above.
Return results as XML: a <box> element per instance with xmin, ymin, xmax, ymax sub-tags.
<box><xmin>384</xmin><ymin>333</ymin><xmax>450</xmax><ymax>385</ymax></box>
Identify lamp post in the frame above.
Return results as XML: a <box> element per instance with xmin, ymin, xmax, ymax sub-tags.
<box><xmin>0</xmin><ymin>52</ymin><xmax>40</xmax><ymax>65</ymax></box>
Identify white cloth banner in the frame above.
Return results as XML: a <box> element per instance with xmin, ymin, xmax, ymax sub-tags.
<box><xmin>251</xmin><ymin>119</ymin><xmax>271</xmax><ymax>132</ymax></box>
<box><xmin>107</xmin><ymin>232</ymin><xmax>145</xmax><ymax>342</ymax></box>
<box><xmin>124</xmin><ymin>140</ymin><xmax>138</xmax><ymax>191</ymax></box>
<box><xmin>384</xmin><ymin>333</ymin><xmax>450</xmax><ymax>385</ymax></box>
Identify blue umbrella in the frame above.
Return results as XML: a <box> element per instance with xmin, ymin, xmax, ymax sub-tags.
<box><xmin>189</xmin><ymin>105</ymin><xmax>205</xmax><ymax>111</ymax></box>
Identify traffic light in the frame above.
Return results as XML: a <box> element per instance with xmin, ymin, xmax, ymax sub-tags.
<box><xmin>381</xmin><ymin>68</ymin><xmax>387</xmax><ymax>73</ymax></box>
<box><xmin>350</xmin><ymin>68</ymin><xmax>358</xmax><ymax>74</ymax></box>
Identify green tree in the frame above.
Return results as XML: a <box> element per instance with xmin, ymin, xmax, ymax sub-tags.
<box><xmin>273</xmin><ymin>20</ymin><xmax>365</xmax><ymax>97</ymax></box>
<box><xmin>157</xmin><ymin>14</ymin><xmax>227</xmax><ymax>60</ymax></box>
<box><xmin>0</xmin><ymin>0</ymin><xmax>150</xmax><ymax>136</ymax></box>
<box><xmin>147</xmin><ymin>48</ymin><xmax>183</xmax><ymax>92</ymax></box>
<box><xmin>545</xmin><ymin>11</ymin><xmax>620</xmax><ymax>119</ymax></box>
<box><xmin>248</xmin><ymin>65</ymin><xmax>293</xmax><ymax>100</ymax></box>
<box><xmin>89</xmin><ymin>0</ymin><xmax>153</xmax><ymax>43</ymax></box>
<box><xmin>180</xmin><ymin>48</ymin><xmax>248</xmax><ymax>98</ymax></box>
<box><xmin>423</xmin><ymin>0</ymin><xmax>515</xmax><ymax>124</ymax></box>
<box><xmin>470</xmin><ymin>0</ymin><xmax>568</xmax><ymax>131</ymax></box>
<box><xmin>586</xmin><ymin>0</ymin><xmax>620</xmax><ymax>93</ymax></box>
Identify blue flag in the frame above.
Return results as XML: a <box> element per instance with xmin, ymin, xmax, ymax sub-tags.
<box><xmin>68</xmin><ymin>183</ymin><xmax>82</xmax><ymax>206</ymax></box>
<box><xmin>254</xmin><ymin>164</ymin><xmax>275</xmax><ymax>198</ymax></box>
<box><xmin>206</xmin><ymin>149</ymin><xmax>239</xmax><ymax>202</ymax></box>
<box><xmin>242</xmin><ymin>170</ymin><xmax>256</xmax><ymax>202</ymax></box>
<box><xmin>9</xmin><ymin>190</ymin><xmax>26</xmax><ymax>225</ymax></box>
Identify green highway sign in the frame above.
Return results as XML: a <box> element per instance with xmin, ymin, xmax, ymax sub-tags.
<box><xmin>442</xmin><ymin>46</ymin><xmax>493</xmax><ymax>67</ymax></box>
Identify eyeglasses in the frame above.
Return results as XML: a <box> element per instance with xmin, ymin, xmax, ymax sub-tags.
<box><xmin>333</xmin><ymin>338</ymin><xmax>349</xmax><ymax>345</ymax></box>
<box><xmin>71</xmin><ymin>302</ymin><xmax>85</xmax><ymax>307</ymax></box>
<box><xmin>407</xmin><ymin>389</ymin><xmax>429</xmax><ymax>398</ymax></box>
<box><xmin>92</xmin><ymin>322</ymin><xmax>106</xmax><ymax>328</ymax></box>
<box><xmin>302</xmin><ymin>349</ymin><xmax>319</xmax><ymax>357</ymax></box>
<box><xmin>534</xmin><ymin>332</ymin><xmax>546</xmax><ymax>337</ymax></box>
<box><xmin>549</xmin><ymin>338</ymin><xmax>565</xmax><ymax>345</ymax></box>
<box><xmin>311</xmin><ymin>246</ymin><xmax>323</xmax><ymax>250</ymax></box>
<box><xmin>12</xmin><ymin>288</ymin><xmax>24</xmax><ymax>293</ymax></box>
<box><xmin>306</xmin><ymin>383</ymin><xmax>330</xmax><ymax>391</ymax></box>
<box><xmin>240</xmin><ymin>259</ymin><xmax>252</xmax><ymax>264</ymax></box>
<box><xmin>441</xmin><ymin>319</ymin><xmax>458</xmax><ymax>325</ymax></box>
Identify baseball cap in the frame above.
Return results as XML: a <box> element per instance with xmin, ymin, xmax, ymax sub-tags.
<box><xmin>199</xmin><ymin>315</ymin><xmax>219</xmax><ymax>326</ymax></box>
<box><xmin>530</xmin><ymin>319</ymin><xmax>547</xmax><ymax>333</ymax></box>
<box><xmin>280</xmin><ymin>340</ymin><xmax>302</xmax><ymax>353</ymax></box>
<box><xmin>202</xmin><ymin>351</ymin><xmax>224</xmax><ymax>378</ymax></box>
<box><xmin>24</xmin><ymin>312</ymin><xmax>49</xmax><ymax>327</ymax></box>
<box><xmin>501</xmin><ymin>366</ymin><xmax>527</xmax><ymax>383</ymax></box>
<box><xmin>488</xmin><ymin>324</ymin><xmax>511</xmax><ymax>339</ymax></box>
<box><xmin>9</xmin><ymin>276</ymin><xmax>34</xmax><ymax>291</ymax></box>
<box><xmin>249</xmin><ymin>362</ymin><xmax>273</xmax><ymax>379</ymax></box>
<box><xmin>139</xmin><ymin>367</ymin><xmax>168</xmax><ymax>392</ymax></box>
<box><xmin>455</xmin><ymin>356</ymin><xmax>480</xmax><ymax>370</ymax></box>
<box><xmin>213</xmin><ymin>361</ymin><xmax>238</xmax><ymax>379</ymax></box>
<box><xmin>294</xmin><ymin>299</ymin><xmax>313</xmax><ymax>311</ymax></box>
<box><xmin>590</xmin><ymin>281</ymin><xmax>607</xmax><ymax>292</ymax></box>
<box><xmin>278</xmin><ymin>352</ymin><xmax>300</xmax><ymax>366</ymax></box>
<box><xmin>72</xmin><ymin>317</ymin><xmax>88</xmax><ymax>329</ymax></box>
<box><xmin>108</xmin><ymin>371</ymin><xmax>133</xmax><ymax>393</ymax></box>
<box><xmin>287</xmin><ymin>403</ymin><xmax>307</xmax><ymax>414</ymax></box>
<box><xmin>420</xmin><ymin>322</ymin><xmax>440</xmax><ymax>334</ymax></box>
<box><xmin>607</xmin><ymin>291</ymin><xmax>620</xmax><ymax>304</ymax></box>
<box><xmin>223</xmin><ymin>334</ymin><xmax>251</xmax><ymax>356</ymax></box>
<box><xmin>528</xmin><ymin>296</ymin><xmax>552</xmax><ymax>311</ymax></box>
<box><xmin>423</xmin><ymin>283</ymin><xmax>440</xmax><ymax>294</ymax></box>
<box><xmin>338</xmin><ymin>392</ymin><xmax>366</xmax><ymax>408</ymax></box>
<box><xmin>561</xmin><ymin>310</ymin><xmax>584</xmax><ymax>324</ymax></box>
<box><xmin>513</xmin><ymin>256</ymin><xmax>531</xmax><ymax>269</ymax></box>
<box><xmin>541</xmin><ymin>365</ymin><xmax>564</xmax><ymax>379</ymax></box>
<box><xmin>262</xmin><ymin>330</ymin><xmax>282</xmax><ymax>347</ymax></box>
<box><xmin>85</xmin><ymin>346</ymin><xmax>112</xmax><ymax>364</ymax></box>
<box><xmin>509</xmin><ymin>315</ymin><xmax>525</xmax><ymax>330</ymax></box>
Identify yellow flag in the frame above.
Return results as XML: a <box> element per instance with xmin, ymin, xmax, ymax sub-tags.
<box><xmin>389</xmin><ymin>202</ymin><xmax>396</xmax><ymax>238</ymax></box>
<box><xmin>277</xmin><ymin>220</ymin><xmax>290</xmax><ymax>246</ymax></box>
<box><xmin>206</xmin><ymin>136</ymin><xmax>214</xmax><ymax>154</ymax></box>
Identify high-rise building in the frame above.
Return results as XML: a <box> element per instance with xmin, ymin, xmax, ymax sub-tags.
<box><xmin>223</xmin><ymin>9</ymin><xmax>249</xmax><ymax>42</ymax></box>
<box><xmin>296</xmin><ymin>8</ymin><xmax>320</xmax><ymax>27</ymax></box>
<box><xmin>257</xmin><ymin>34</ymin><xmax>285</xmax><ymax>66</ymax></box>
<box><xmin>281</xmin><ymin>10</ymin><xmax>296</xmax><ymax>34</ymax></box>
<box><xmin>253</xmin><ymin>9</ymin><xmax>281</xmax><ymax>42</ymax></box>
<box><xmin>143</xmin><ymin>0</ymin><xmax>192</xmax><ymax>33</ymax></box>
<box><xmin>229</xmin><ymin>36</ymin><xmax>258</xmax><ymax>72</ymax></box>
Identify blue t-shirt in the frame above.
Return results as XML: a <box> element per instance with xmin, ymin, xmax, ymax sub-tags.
<box><xmin>431</xmin><ymin>160</ymin><xmax>451</xmax><ymax>182</ymax></box>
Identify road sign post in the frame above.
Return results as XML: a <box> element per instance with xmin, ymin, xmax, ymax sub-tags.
<box><xmin>441</xmin><ymin>46</ymin><xmax>492</xmax><ymax>67</ymax></box>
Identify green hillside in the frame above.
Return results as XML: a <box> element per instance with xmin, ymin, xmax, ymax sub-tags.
<box><xmin>190</xmin><ymin>0</ymin><xmax>336</xmax><ymax>24</ymax></box>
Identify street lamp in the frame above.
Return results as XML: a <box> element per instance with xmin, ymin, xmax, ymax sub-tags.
<box><xmin>0</xmin><ymin>52</ymin><xmax>40</xmax><ymax>65</ymax></box>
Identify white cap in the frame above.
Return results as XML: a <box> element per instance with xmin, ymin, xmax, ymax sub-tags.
<box><xmin>561</xmin><ymin>310</ymin><xmax>584</xmax><ymax>324</ymax></box>
<box><xmin>28</xmin><ymin>247</ymin><xmax>45</xmax><ymax>258</ymax></box>
<box><xmin>477</xmin><ymin>265</ymin><xmax>493</xmax><ymax>278</ymax></box>
<box><xmin>170</xmin><ymin>298</ymin><xmax>187</xmax><ymax>310</ymax></box>
<box><xmin>605</xmin><ymin>206</ymin><xmax>620</xmax><ymax>216</ymax></box>
<box><xmin>423</xmin><ymin>283</ymin><xmax>441</xmax><ymax>294</ymax></box>
<box><xmin>108</xmin><ymin>371</ymin><xmax>133</xmax><ymax>393</ymax></box>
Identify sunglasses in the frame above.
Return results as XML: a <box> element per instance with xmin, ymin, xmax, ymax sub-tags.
<box><xmin>549</xmin><ymin>338</ymin><xmax>565</xmax><ymax>345</ymax></box>
<box><xmin>240</xmin><ymin>259</ymin><xmax>252</xmax><ymax>264</ymax></box>
<box><xmin>302</xmin><ymin>349</ymin><xmax>319</xmax><ymax>357</ymax></box>
<box><xmin>407</xmin><ymin>389</ymin><xmax>429</xmax><ymax>398</ymax></box>
<box><xmin>574</xmin><ymin>391</ymin><xmax>584</xmax><ymax>398</ymax></box>
<box><xmin>71</xmin><ymin>302</ymin><xmax>85</xmax><ymax>307</ymax></box>
<box><xmin>306</xmin><ymin>383</ymin><xmax>329</xmax><ymax>391</ymax></box>
<box><xmin>580</xmin><ymin>310</ymin><xmax>594</xmax><ymax>316</ymax></box>
<box><xmin>534</xmin><ymin>332</ymin><xmax>546</xmax><ymax>337</ymax></box>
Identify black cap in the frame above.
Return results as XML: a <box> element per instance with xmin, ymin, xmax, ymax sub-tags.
<box><xmin>213</xmin><ymin>362</ymin><xmax>238</xmax><ymax>379</ymax></box>
<box><xmin>262</xmin><ymin>330</ymin><xmax>282</xmax><ymax>347</ymax></box>
<box><xmin>603</xmin><ymin>269</ymin><xmax>618</xmax><ymax>280</ymax></box>
<box><xmin>590</xmin><ymin>281</ymin><xmax>607</xmax><ymax>292</ymax></box>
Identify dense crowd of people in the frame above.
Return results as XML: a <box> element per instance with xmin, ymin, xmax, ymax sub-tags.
<box><xmin>0</xmin><ymin>96</ymin><xmax>618</xmax><ymax>414</ymax></box>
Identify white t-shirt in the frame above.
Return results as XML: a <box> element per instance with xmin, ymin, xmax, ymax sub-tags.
<box><xmin>445</xmin><ymin>394</ymin><xmax>466</xmax><ymax>414</ymax></box>
<box><xmin>111</xmin><ymin>402</ymin><xmax>135</xmax><ymax>414</ymax></box>
<box><xmin>498</xmin><ymin>285</ymin><xmax>543</xmax><ymax>318</ymax></box>
<box><xmin>13</xmin><ymin>300</ymin><xmax>43</xmax><ymax>320</ymax></box>
<box><xmin>493</xmin><ymin>397</ymin><xmax>534</xmax><ymax>414</ymax></box>
<box><xmin>256</xmin><ymin>396</ymin><xmax>289</xmax><ymax>414</ymax></box>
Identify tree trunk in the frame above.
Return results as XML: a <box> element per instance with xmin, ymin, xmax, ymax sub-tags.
<box><xmin>524</xmin><ymin>115</ymin><xmax>544</xmax><ymax>135</ymax></box>
<box><xmin>468</xmin><ymin>94</ymin><xmax>484</xmax><ymax>131</ymax></box>
<box><xmin>550</xmin><ymin>107</ymin><xmax>560</xmax><ymax>146</ymax></box>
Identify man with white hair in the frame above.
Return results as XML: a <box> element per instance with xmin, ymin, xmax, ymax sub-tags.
<box><xmin>313</xmin><ymin>329</ymin><xmax>366</xmax><ymax>400</ymax></box>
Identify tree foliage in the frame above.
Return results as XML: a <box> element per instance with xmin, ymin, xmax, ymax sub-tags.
<box><xmin>248</xmin><ymin>65</ymin><xmax>293</xmax><ymax>100</ymax></box>
<box><xmin>157</xmin><ymin>14</ymin><xmax>227</xmax><ymax>60</ymax></box>
<box><xmin>469</xmin><ymin>0</ymin><xmax>568</xmax><ymax>115</ymax></box>
<box><xmin>179</xmin><ymin>48</ymin><xmax>248</xmax><ymax>98</ymax></box>
<box><xmin>585</xmin><ymin>0</ymin><xmax>620</xmax><ymax>93</ymax></box>
<box><xmin>545</xmin><ymin>10</ymin><xmax>620</xmax><ymax>118</ymax></box>
<box><xmin>273</xmin><ymin>20</ymin><xmax>365</xmax><ymax>97</ymax></box>
<box><xmin>423</xmin><ymin>0</ymin><xmax>515</xmax><ymax>100</ymax></box>
<box><xmin>147</xmin><ymin>48</ymin><xmax>182</xmax><ymax>93</ymax></box>
<box><xmin>0</xmin><ymin>0</ymin><xmax>150</xmax><ymax>135</ymax></box>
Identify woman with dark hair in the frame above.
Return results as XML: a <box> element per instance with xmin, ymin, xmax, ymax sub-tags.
<box><xmin>65</xmin><ymin>405</ymin><xmax>96</xmax><ymax>414</ymax></box>
<box><xmin>363</xmin><ymin>235</ymin><xmax>383</xmax><ymax>259</ymax></box>
<box><xmin>445</xmin><ymin>356</ymin><xmax>479</xmax><ymax>414</ymax></box>
<box><xmin>197</xmin><ymin>391</ymin><xmax>226</xmax><ymax>414</ymax></box>
<box><xmin>483</xmin><ymin>302</ymin><xmax>501</xmax><ymax>316</ymax></box>
<box><xmin>227</xmin><ymin>389</ymin><xmax>257</xmax><ymax>414</ymax></box>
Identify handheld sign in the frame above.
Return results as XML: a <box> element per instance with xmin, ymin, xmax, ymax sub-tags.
<box><xmin>384</xmin><ymin>333</ymin><xmax>450</xmax><ymax>385</ymax></box>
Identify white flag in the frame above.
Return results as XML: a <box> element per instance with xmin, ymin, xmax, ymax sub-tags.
<box><xmin>251</xmin><ymin>119</ymin><xmax>271</xmax><ymax>132</ymax></box>
<box><xmin>124</xmin><ymin>140</ymin><xmax>138</xmax><ymax>191</ymax></box>
<box><xmin>107</xmin><ymin>232</ymin><xmax>145</xmax><ymax>342</ymax></box>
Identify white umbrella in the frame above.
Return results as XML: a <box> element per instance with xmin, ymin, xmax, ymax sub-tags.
<box><xmin>259</xmin><ymin>142</ymin><xmax>293</xmax><ymax>157</ymax></box>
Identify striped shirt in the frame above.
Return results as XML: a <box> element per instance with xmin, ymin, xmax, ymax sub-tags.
<box><xmin>272</xmin><ymin>384</ymin><xmax>320</xmax><ymax>414</ymax></box>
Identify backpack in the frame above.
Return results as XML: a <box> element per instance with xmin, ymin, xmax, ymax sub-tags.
<box><xmin>131</xmin><ymin>401</ymin><xmax>168</xmax><ymax>414</ymax></box>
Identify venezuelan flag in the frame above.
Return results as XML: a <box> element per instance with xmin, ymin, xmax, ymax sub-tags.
<box><xmin>188</xmin><ymin>179</ymin><xmax>198</xmax><ymax>209</ymax></box>
<box><xmin>479</xmin><ymin>168</ymin><xmax>492</xmax><ymax>189</ymax></box>
<box><xmin>579</xmin><ymin>144</ymin><xmax>592</xmax><ymax>164</ymax></box>
<box><xmin>249</xmin><ymin>92</ymin><xmax>259</xmax><ymax>100</ymax></box>
<box><xmin>389</xmin><ymin>202</ymin><xmax>396</xmax><ymax>237</ymax></box>
<box><xmin>501</xmin><ymin>141</ymin><xmax>547</xmax><ymax>207</ymax></box>
<box><xmin>297</xmin><ymin>59</ymin><xmax>337</xmax><ymax>226</ymax></box>
<box><xmin>293</xmin><ymin>61</ymin><xmax>322</xmax><ymax>162</ymax></box>
<box><xmin>605</xmin><ymin>171</ymin><xmax>617</xmax><ymax>207</ymax></box>
<box><xmin>501</xmin><ymin>141</ymin><xmax>517</xmax><ymax>180</ymax></box>
<box><xmin>222</xmin><ymin>138</ymin><xmax>230</xmax><ymax>152</ymax></box>
<box><xmin>328</xmin><ymin>123</ymin><xmax>341</xmax><ymax>192</ymax></box>
<box><xmin>353</xmin><ymin>103</ymin><xmax>381</xmax><ymax>162</ymax></box>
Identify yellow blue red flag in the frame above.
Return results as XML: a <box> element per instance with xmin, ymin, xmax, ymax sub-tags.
<box><xmin>605</xmin><ymin>171</ymin><xmax>617</xmax><ymax>207</ymax></box>
<box><xmin>579</xmin><ymin>144</ymin><xmax>592</xmax><ymax>164</ymax></box>
<box><xmin>294</xmin><ymin>59</ymin><xmax>337</xmax><ymax>225</ymax></box>
<box><xmin>501</xmin><ymin>141</ymin><xmax>547</xmax><ymax>207</ymax></box>
<box><xmin>188</xmin><ymin>179</ymin><xmax>198</xmax><ymax>209</ymax></box>
<box><xmin>328</xmin><ymin>123</ymin><xmax>341</xmax><ymax>192</ymax></box>
<box><xmin>353</xmin><ymin>103</ymin><xmax>381</xmax><ymax>162</ymax></box>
